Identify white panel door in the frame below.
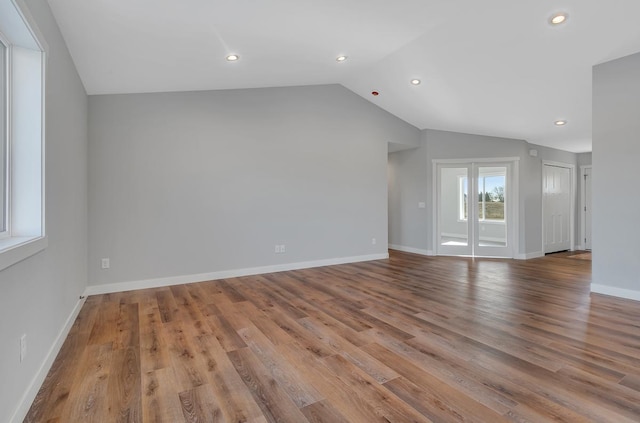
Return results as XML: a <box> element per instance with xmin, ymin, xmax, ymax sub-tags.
<box><xmin>543</xmin><ymin>165</ymin><xmax>571</xmax><ymax>253</ymax></box>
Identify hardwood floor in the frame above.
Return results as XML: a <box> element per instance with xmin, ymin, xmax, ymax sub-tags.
<box><xmin>25</xmin><ymin>251</ymin><xmax>640</xmax><ymax>422</ymax></box>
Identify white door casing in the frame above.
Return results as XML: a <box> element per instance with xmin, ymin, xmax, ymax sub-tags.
<box><xmin>582</xmin><ymin>166</ymin><xmax>592</xmax><ymax>250</ymax></box>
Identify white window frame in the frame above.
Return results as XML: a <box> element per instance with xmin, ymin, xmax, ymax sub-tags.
<box><xmin>0</xmin><ymin>0</ymin><xmax>48</xmax><ymax>272</ymax></box>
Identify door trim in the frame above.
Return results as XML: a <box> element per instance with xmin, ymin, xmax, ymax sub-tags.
<box><xmin>542</xmin><ymin>161</ymin><xmax>576</xmax><ymax>253</ymax></box>
<box><xmin>580</xmin><ymin>165</ymin><xmax>592</xmax><ymax>250</ymax></box>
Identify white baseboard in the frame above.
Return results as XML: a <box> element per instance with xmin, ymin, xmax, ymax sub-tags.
<box><xmin>11</xmin><ymin>296</ymin><xmax>86</xmax><ymax>423</ymax></box>
<box><xmin>591</xmin><ymin>284</ymin><xmax>640</xmax><ymax>302</ymax></box>
<box><xmin>84</xmin><ymin>253</ymin><xmax>389</xmax><ymax>296</ymax></box>
<box><xmin>388</xmin><ymin>244</ymin><xmax>433</xmax><ymax>256</ymax></box>
<box><xmin>515</xmin><ymin>251</ymin><xmax>544</xmax><ymax>260</ymax></box>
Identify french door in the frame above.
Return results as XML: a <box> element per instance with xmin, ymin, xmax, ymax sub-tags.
<box><xmin>436</xmin><ymin>161</ymin><xmax>514</xmax><ymax>258</ymax></box>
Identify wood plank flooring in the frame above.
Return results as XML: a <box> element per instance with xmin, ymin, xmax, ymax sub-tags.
<box><xmin>25</xmin><ymin>251</ymin><xmax>640</xmax><ymax>422</ymax></box>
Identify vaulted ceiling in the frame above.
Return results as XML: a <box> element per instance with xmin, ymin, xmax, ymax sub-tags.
<box><xmin>47</xmin><ymin>0</ymin><xmax>640</xmax><ymax>152</ymax></box>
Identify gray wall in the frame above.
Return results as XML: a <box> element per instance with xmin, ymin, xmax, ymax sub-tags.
<box><xmin>577</xmin><ymin>152</ymin><xmax>592</xmax><ymax>168</ymax></box>
<box><xmin>388</xmin><ymin>129</ymin><xmax>581</xmax><ymax>257</ymax></box>
<box><xmin>593</xmin><ymin>52</ymin><xmax>640</xmax><ymax>296</ymax></box>
<box><xmin>88</xmin><ymin>85</ymin><xmax>420</xmax><ymax>286</ymax></box>
<box><xmin>0</xmin><ymin>0</ymin><xmax>88</xmax><ymax>421</ymax></box>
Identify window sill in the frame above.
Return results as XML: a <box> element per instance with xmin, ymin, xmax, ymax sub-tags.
<box><xmin>0</xmin><ymin>236</ymin><xmax>47</xmax><ymax>272</ymax></box>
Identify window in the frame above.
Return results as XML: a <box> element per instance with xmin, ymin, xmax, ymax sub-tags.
<box><xmin>458</xmin><ymin>173</ymin><xmax>506</xmax><ymax>222</ymax></box>
<box><xmin>478</xmin><ymin>174</ymin><xmax>505</xmax><ymax>221</ymax></box>
<box><xmin>0</xmin><ymin>0</ymin><xmax>47</xmax><ymax>271</ymax></box>
<box><xmin>458</xmin><ymin>175</ymin><xmax>468</xmax><ymax>220</ymax></box>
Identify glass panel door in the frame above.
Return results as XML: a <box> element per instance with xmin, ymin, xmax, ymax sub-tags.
<box><xmin>437</xmin><ymin>165</ymin><xmax>472</xmax><ymax>256</ymax></box>
<box><xmin>474</xmin><ymin>164</ymin><xmax>511</xmax><ymax>257</ymax></box>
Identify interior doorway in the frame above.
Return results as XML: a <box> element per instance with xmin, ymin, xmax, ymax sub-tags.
<box><xmin>543</xmin><ymin>162</ymin><xmax>575</xmax><ymax>254</ymax></box>
<box><xmin>434</xmin><ymin>159</ymin><xmax>517</xmax><ymax>258</ymax></box>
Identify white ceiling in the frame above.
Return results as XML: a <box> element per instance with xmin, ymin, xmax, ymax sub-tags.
<box><xmin>46</xmin><ymin>0</ymin><xmax>640</xmax><ymax>153</ymax></box>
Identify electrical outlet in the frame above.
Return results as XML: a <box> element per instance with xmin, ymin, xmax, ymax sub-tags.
<box><xmin>418</xmin><ymin>202</ymin><xmax>426</xmax><ymax>209</ymax></box>
<box><xmin>372</xmin><ymin>238</ymin><xmax>377</xmax><ymax>245</ymax></box>
<box><xmin>20</xmin><ymin>334</ymin><xmax>27</xmax><ymax>362</ymax></box>
<box><xmin>280</xmin><ymin>244</ymin><xmax>286</xmax><ymax>253</ymax></box>
<box><xmin>274</xmin><ymin>245</ymin><xmax>281</xmax><ymax>253</ymax></box>
<box><xmin>101</xmin><ymin>258</ymin><xmax>110</xmax><ymax>269</ymax></box>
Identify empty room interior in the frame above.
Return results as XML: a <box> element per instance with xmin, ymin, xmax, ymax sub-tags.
<box><xmin>2</xmin><ymin>0</ymin><xmax>640</xmax><ymax>422</ymax></box>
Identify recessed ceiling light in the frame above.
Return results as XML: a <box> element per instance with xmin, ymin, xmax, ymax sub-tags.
<box><xmin>336</xmin><ymin>55</ymin><xmax>348</xmax><ymax>62</ymax></box>
<box><xmin>554</xmin><ymin>120</ymin><xmax>567</xmax><ymax>126</ymax></box>
<box><xmin>550</xmin><ymin>12</ymin><xmax>568</xmax><ymax>25</ymax></box>
<box><xmin>226</xmin><ymin>54</ymin><xmax>240</xmax><ymax>62</ymax></box>
<box><xmin>410</xmin><ymin>79</ymin><xmax>421</xmax><ymax>85</ymax></box>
